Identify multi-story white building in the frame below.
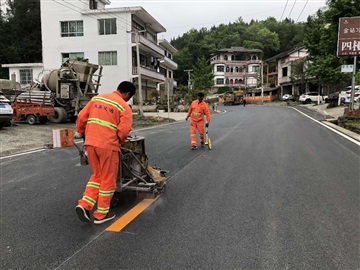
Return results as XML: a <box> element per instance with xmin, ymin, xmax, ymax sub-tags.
<box><xmin>210</xmin><ymin>47</ymin><xmax>262</xmax><ymax>91</ymax></box>
<box><xmin>3</xmin><ymin>0</ymin><xmax>177</xmax><ymax>103</ymax></box>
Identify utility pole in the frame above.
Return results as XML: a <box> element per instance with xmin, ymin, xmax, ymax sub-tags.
<box><xmin>127</xmin><ymin>29</ymin><xmax>146</xmax><ymax>116</ymax></box>
<box><xmin>184</xmin><ymin>69</ymin><xmax>193</xmax><ymax>92</ymax></box>
<box><xmin>350</xmin><ymin>56</ymin><xmax>357</xmax><ymax>111</ymax></box>
<box><xmin>261</xmin><ymin>61</ymin><xmax>264</xmax><ymax>104</ymax></box>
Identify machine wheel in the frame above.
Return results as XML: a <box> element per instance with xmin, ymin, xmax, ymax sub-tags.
<box><xmin>39</xmin><ymin>116</ymin><xmax>48</xmax><ymax>124</ymax></box>
<box><xmin>207</xmin><ymin>138</ymin><xmax>212</xmax><ymax>150</ymax></box>
<box><xmin>110</xmin><ymin>192</ymin><xmax>121</xmax><ymax>207</ymax></box>
<box><xmin>48</xmin><ymin>107</ymin><xmax>67</xmax><ymax>123</ymax></box>
<box><xmin>27</xmin><ymin>115</ymin><xmax>36</xmax><ymax>125</ymax></box>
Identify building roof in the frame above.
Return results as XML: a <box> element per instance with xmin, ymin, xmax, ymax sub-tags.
<box><xmin>158</xmin><ymin>39</ymin><xmax>177</xmax><ymax>53</ymax></box>
<box><xmin>217</xmin><ymin>47</ymin><xmax>262</xmax><ymax>53</ymax></box>
<box><xmin>265</xmin><ymin>47</ymin><xmax>305</xmax><ymax>62</ymax></box>
<box><xmin>1</xmin><ymin>63</ymin><xmax>43</xmax><ymax>68</ymax></box>
<box><xmin>82</xmin><ymin>6</ymin><xmax>166</xmax><ymax>33</ymax></box>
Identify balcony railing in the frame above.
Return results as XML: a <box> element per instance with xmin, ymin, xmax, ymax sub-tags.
<box><xmin>132</xmin><ymin>66</ymin><xmax>165</xmax><ymax>82</ymax></box>
<box><xmin>160</xmin><ymin>56</ymin><xmax>178</xmax><ymax>70</ymax></box>
<box><xmin>131</xmin><ymin>34</ymin><xmax>165</xmax><ymax>57</ymax></box>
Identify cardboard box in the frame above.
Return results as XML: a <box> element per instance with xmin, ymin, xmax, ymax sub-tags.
<box><xmin>52</xmin><ymin>128</ymin><xmax>75</xmax><ymax>148</ymax></box>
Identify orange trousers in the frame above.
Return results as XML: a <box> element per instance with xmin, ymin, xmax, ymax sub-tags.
<box><xmin>78</xmin><ymin>145</ymin><xmax>119</xmax><ymax>220</ymax></box>
<box><xmin>190</xmin><ymin>120</ymin><xmax>205</xmax><ymax>147</ymax></box>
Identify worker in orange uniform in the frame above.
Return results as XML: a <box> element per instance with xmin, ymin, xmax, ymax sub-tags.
<box><xmin>74</xmin><ymin>81</ymin><xmax>136</xmax><ymax>224</ymax></box>
<box><xmin>185</xmin><ymin>92</ymin><xmax>211</xmax><ymax>150</ymax></box>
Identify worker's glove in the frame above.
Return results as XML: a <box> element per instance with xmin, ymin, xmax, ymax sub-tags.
<box><xmin>205</xmin><ymin>123</ymin><xmax>209</xmax><ymax>128</ymax></box>
<box><xmin>185</xmin><ymin>116</ymin><xmax>189</xmax><ymax>121</ymax></box>
<box><xmin>74</xmin><ymin>131</ymin><xmax>83</xmax><ymax>139</ymax></box>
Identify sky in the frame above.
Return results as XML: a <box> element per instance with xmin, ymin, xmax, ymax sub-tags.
<box><xmin>109</xmin><ymin>0</ymin><xmax>328</xmax><ymax>41</ymax></box>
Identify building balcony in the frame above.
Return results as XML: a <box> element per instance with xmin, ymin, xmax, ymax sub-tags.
<box><xmin>132</xmin><ymin>66</ymin><xmax>165</xmax><ymax>82</ymax></box>
<box><xmin>279</xmin><ymin>76</ymin><xmax>291</xmax><ymax>84</ymax></box>
<box><xmin>160</xmin><ymin>56</ymin><xmax>178</xmax><ymax>70</ymax></box>
<box><xmin>211</xmin><ymin>59</ymin><xmax>262</xmax><ymax>65</ymax></box>
<box><xmin>132</xmin><ymin>33</ymin><xmax>165</xmax><ymax>57</ymax></box>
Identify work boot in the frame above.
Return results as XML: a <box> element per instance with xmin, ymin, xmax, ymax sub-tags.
<box><xmin>75</xmin><ymin>205</ymin><xmax>91</xmax><ymax>223</ymax></box>
<box><xmin>201</xmin><ymin>142</ymin><xmax>205</xmax><ymax>147</ymax></box>
<box><xmin>94</xmin><ymin>212</ymin><xmax>116</xmax><ymax>225</ymax></box>
<box><xmin>191</xmin><ymin>145</ymin><xmax>197</xmax><ymax>150</ymax></box>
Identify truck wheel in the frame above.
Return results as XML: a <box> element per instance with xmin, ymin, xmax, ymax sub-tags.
<box><xmin>48</xmin><ymin>107</ymin><xmax>67</xmax><ymax>123</ymax></box>
<box><xmin>27</xmin><ymin>115</ymin><xmax>36</xmax><ymax>125</ymax></box>
<box><xmin>39</xmin><ymin>116</ymin><xmax>48</xmax><ymax>124</ymax></box>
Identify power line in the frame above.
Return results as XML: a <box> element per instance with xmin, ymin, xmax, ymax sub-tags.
<box><xmin>280</xmin><ymin>0</ymin><xmax>289</xmax><ymax>21</ymax></box>
<box><xmin>296</xmin><ymin>0</ymin><xmax>309</xmax><ymax>22</ymax></box>
<box><xmin>52</xmin><ymin>0</ymin><xmax>130</xmax><ymax>34</ymax></box>
<box><xmin>288</xmin><ymin>0</ymin><xmax>297</xmax><ymax>18</ymax></box>
<box><xmin>78</xmin><ymin>0</ymin><xmax>133</xmax><ymax>29</ymax></box>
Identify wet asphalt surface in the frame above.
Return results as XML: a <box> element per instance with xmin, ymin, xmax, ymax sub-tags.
<box><xmin>1</xmin><ymin>104</ymin><xmax>359</xmax><ymax>270</ymax></box>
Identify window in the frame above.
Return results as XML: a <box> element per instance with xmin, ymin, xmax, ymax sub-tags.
<box><xmin>89</xmin><ymin>0</ymin><xmax>97</xmax><ymax>9</ymax></box>
<box><xmin>216</xmin><ymin>78</ymin><xmax>224</xmax><ymax>84</ymax></box>
<box><xmin>282</xmin><ymin>67</ymin><xmax>288</xmax><ymax>77</ymax></box>
<box><xmin>62</xmin><ymin>52</ymin><xmax>84</xmax><ymax>63</ymax></box>
<box><xmin>252</xmin><ymin>66</ymin><xmax>260</xmax><ymax>72</ymax></box>
<box><xmin>19</xmin><ymin>69</ymin><xmax>33</xmax><ymax>84</ymax></box>
<box><xmin>98</xmin><ymin>51</ymin><xmax>117</xmax><ymax>65</ymax></box>
<box><xmin>224</xmin><ymin>55</ymin><xmax>228</xmax><ymax>61</ymax></box>
<box><xmin>168</xmin><ymin>71</ymin><xmax>172</xmax><ymax>78</ymax></box>
<box><xmin>216</xmin><ymin>66</ymin><xmax>224</xmax><ymax>72</ymax></box>
<box><xmin>99</xmin><ymin>18</ymin><xmax>117</xmax><ymax>35</ymax></box>
<box><xmin>133</xmin><ymin>20</ymin><xmax>145</xmax><ymax>32</ymax></box>
<box><xmin>61</xmin><ymin>21</ymin><xmax>83</xmax><ymax>37</ymax></box>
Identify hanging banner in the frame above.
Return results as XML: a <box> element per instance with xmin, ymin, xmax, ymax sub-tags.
<box><xmin>337</xmin><ymin>17</ymin><xmax>360</xmax><ymax>57</ymax></box>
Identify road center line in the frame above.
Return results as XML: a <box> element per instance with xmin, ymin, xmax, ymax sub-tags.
<box><xmin>106</xmin><ymin>196</ymin><xmax>160</xmax><ymax>232</ymax></box>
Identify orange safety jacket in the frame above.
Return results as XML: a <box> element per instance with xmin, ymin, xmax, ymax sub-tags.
<box><xmin>187</xmin><ymin>100</ymin><xmax>211</xmax><ymax>123</ymax></box>
<box><xmin>76</xmin><ymin>91</ymin><xmax>132</xmax><ymax>151</ymax></box>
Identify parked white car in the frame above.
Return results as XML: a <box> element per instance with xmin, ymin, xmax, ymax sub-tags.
<box><xmin>339</xmin><ymin>86</ymin><xmax>360</xmax><ymax>103</ymax></box>
<box><xmin>299</xmin><ymin>92</ymin><xmax>327</xmax><ymax>104</ymax></box>
<box><xmin>0</xmin><ymin>93</ymin><xmax>13</xmax><ymax>129</ymax></box>
<box><xmin>282</xmin><ymin>94</ymin><xmax>294</xmax><ymax>101</ymax></box>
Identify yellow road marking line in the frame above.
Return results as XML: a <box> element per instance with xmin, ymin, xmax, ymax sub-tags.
<box><xmin>106</xmin><ymin>196</ymin><xmax>160</xmax><ymax>232</ymax></box>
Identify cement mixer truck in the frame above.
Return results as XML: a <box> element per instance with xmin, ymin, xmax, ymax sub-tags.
<box><xmin>37</xmin><ymin>58</ymin><xmax>102</xmax><ymax>123</ymax></box>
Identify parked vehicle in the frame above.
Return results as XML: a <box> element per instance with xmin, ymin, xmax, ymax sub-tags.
<box><xmin>12</xmin><ymin>99</ymin><xmax>55</xmax><ymax>125</ymax></box>
<box><xmin>343</xmin><ymin>90</ymin><xmax>360</xmax><ymax>103</ymax></box>
<box><xmin>223</xmin><ymin>90</ymin><xmax>243</xmax><ymax>105</ymax></box>
<box><xmin>0</xmin><ymin>92</ymin><xmax>13</xmax><ymax>129</ymax></box>
<box><xmin>299</xmin><ymin>92</ymin><xmax>327</xmax><ymax>104</ymax></box>
<box><xmin>32</xmin><ymin>58</ymin><xmax>102</xmax><ymax>123</ymax></box>
<box><xmin>325</xmin><ymin>92</ymin><xmax>339</xmax><ymax>103</ymax></box>
<box><xmin>282</xmin><ymin>94</ymin><xmax>294</xmax><ymax>101</ymax></box>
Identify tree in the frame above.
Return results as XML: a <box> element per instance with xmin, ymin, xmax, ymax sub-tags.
<box><xmin>192</xmin><ymin>56</ymin><xmax>214</xmax><ymax>93</ymax></box>
<box><xmin>303</xmin><ymin>0</ymin><xmax>359</xmax><ymax>88</ymax></box>
<box><xmin>0</xmin><ymin>0</ymin><xmax>41</xmax><ymax>69</ymax></box>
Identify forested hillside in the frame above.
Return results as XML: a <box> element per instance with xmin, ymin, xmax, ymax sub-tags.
<box><xmin>170</xmin><ymin>17</ymin><xmax>305</xmax><ymax>86</ymax></box>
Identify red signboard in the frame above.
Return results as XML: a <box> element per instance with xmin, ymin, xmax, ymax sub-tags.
<box><xmin>337</xmin><ymin>17</ymin><xmax>360</xmax><ymax>57</ymax></box>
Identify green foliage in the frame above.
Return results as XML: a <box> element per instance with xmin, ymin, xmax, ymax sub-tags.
<box><xmin>217</xmin><ymin>86</ymin><xmax>232</xmax><ymax>94</ymax></box>
<box><xmin>303</xmin><ymin>0</ymin><xmax>359</xmax><ymax>87</ymax></box>
<box><xmin>0</xmin><ymin>0</ymin><xmax>42</xmax><ymax>78</ymax></box>
<box><xmin>192</xmin><ymin>56</ymin><xmax>214</xmax><ymax>93</ymax></box>
<box><xmin>172</xmin><ymin>15</ymin><xmax>304</xmax><ymax>89</ymax></box>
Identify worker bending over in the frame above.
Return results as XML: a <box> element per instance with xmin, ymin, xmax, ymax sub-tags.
<box><xmin>74</xmin><ymin>81</ymin><xmax>136</xmax><ymax>224</ymax></box>
<box><xmin>186</xmin><ymin>92</ymin><xmax>211</xmax><ymax>150</ymax></box>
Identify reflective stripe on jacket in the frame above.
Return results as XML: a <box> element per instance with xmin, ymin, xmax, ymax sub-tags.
<box><xmin>187</xmin><ymin>100</ymin><xmax>211</xmax><ymax>123</ymax></box>
<box><xmin>76</xmin><ymin>91</ymin><xmax>132</xmax><ymax>151</ymax></box>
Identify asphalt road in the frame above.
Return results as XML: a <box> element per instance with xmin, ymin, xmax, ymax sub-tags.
<box><xmin>1</xmin><ymin>105</ymin><xmax>359</xmax><ymax>270</ymax></box>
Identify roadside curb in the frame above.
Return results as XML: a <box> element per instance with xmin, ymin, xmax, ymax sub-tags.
<box><xmin>322</xmin><ymin>121</ymin><xmax>360</xmax><ymax>142</ymax></box>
